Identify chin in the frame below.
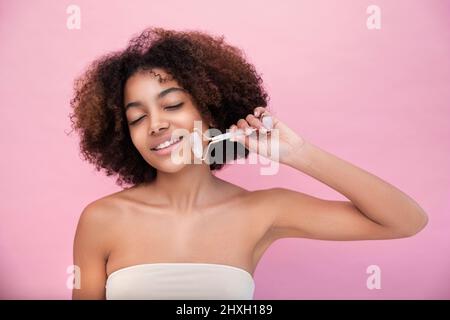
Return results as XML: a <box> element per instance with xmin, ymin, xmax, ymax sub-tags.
<box><xmin>155</xmin><ymin>162</ymin><xmax>187</xmax><ymax>174</ymax></box>
<box><xmin>146</xmin><ymin>155</ymin><xmax>189</xmax><ymax>174</ymax></box>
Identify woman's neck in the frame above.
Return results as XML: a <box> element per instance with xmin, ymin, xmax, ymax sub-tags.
<box><xmin>150</xmin><ymin>163</ymin><xmax>221</xmax><ymax>213</ymax></box>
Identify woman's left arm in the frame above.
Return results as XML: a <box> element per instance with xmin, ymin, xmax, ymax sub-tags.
<box><xmin>282</xmin><ymin>136</ymin><xmax>429</xmax><ymax>237</ymax></box>
<box><xmin>231</xmin><ymin>107</ymin><xmax>429</xmax><ymax>240</ymax></box>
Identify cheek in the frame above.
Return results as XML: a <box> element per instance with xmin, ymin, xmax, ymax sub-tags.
<box><xmin>181</xmin><ymin>111</ymin><xmax>200</xmax><ymax>126</ymax></box>
<box><xmin>182</xmin><ymin>105</ymin><xmax>205</xmax><ymax>125</ymax></box>
<box><xmin>129</xmin><ymin>130</ymin><xmax>147</xmax><ymax>151</ymax></box>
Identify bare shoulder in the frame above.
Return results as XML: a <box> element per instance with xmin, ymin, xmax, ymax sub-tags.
<box><xmin>74</xmin><ymin>188</ymin><xmax>134</xmax><ymax>251</ymax></box>
<box><xmin>237</xmin><ymin>187</ymin><xmax>281</xmax><ymax>232</ymax></box>
<box><xmin>244</xmin><ymin>187</ymin><xmax>280</xmax><ymax>213</ymax></box>
<box><xmin>79</xmin><ymin>189</ymin><xmax>130</xmax><ymax>222</ymax></box>
<box><xmin>75</xmin><ymin>198</ymin><xmax>118</xmax><ymax>255</ymax></box>
<box><xmin>84</xmin><ymin>185</ymin><xmax>143</xmax><ymax>214</ymax></box>
<box><xmin>78</xmin><ymin>196</ymin><xmax>118</xmax><ymax>222</ymax></box>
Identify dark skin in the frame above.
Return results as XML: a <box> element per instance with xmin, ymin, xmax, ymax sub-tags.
<box><xmin>72</xmin><ymin>68</ymin><xmax>428</xmax><ymax>299</ymax></box>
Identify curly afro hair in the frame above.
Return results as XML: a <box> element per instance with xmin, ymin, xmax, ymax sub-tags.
<box><xmin>69</xmin><ymin>27</ymin><xmax>270</xmax><ymax>187</ymax></box>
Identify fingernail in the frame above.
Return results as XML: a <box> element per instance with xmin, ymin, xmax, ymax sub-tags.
<box><xmin>259</xmin><ymin>127</ymin><xmax>267</xmax><ymax>134</ymax></box>
<box><xmin>245</xmin><ymin>127</ymin><xmax>253</xmax><ymax>135</ymax></box>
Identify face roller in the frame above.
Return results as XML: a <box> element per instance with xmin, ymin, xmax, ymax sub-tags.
<box><xmin>189</xmin><ymin>115</ymin><xmax>273</xmax><ymax>161</ymax></box>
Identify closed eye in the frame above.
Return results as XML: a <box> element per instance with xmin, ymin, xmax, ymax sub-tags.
<box><xmin>165</xmin><ymin>102</ymin><xmax>184</xmax><ymax>110</ymax></box>
<box><xmin>129</xmin><ymin>115</ymin><xmax>146</xmax><ymax>126</ymax></box>
<box><xmin>128</xmin><ymin>103</ymin><xmax>184</xmax><ymax>126</ymax></box>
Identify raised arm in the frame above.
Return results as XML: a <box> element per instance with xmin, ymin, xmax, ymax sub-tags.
<box><xmin>266</xmin><ymin>139</ymin><xmax>428</xmax><ymax>241</ymax></box>
<box><xmin>233</xmin><ymin>107</ymin><xmax>428</xmax><ymax>241</ymax></box>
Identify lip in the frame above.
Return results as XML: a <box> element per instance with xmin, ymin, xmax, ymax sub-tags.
<box><xmin>150</xmin><ymin>136</ymin><xmax>184</xmax><ymax>156</ymax></box>
<box><xmin>149</xmin><ymin>132</ymin><xmax>184</xmax><ymax>149</ymax></box>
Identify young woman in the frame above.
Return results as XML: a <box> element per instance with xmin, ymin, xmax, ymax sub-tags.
<box><xmin>70</xmin><ymin>27</ymin><xmax>428</xmax><ymax>300</ymax></box>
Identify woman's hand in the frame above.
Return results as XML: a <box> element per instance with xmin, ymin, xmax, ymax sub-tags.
<box><xmin>229</xmin><ymin>107</ymin><xmax>306</xmax><ymax>164</ymax></box>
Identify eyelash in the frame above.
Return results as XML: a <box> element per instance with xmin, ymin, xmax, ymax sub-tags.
<box><xmin>128</xmin><ymin>103</ymin><xmax>184</xmax><ymax>126</ymax></box>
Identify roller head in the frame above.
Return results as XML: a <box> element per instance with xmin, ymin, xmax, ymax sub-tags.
<box><xmin>262</xmin><ymin>115</ymin><xmax>273</xmax><ymax>130</ymax></box>
<box><xmin>189</xmin><ymin>131</ymin><xmax>203</xmax><ymax>159</ymax></box>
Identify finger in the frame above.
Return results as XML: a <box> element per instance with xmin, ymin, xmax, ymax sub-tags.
<box><xmin>228</xmin><ymin>125</ymin><xmax>239</xmax><ymax>142</ymax></box>
<box><xmin>254</xmin><ymin>108</ymin><xmax>274</xmax><ymax>131</ymax></box>
<box><xmin>245</xmin><ymin>114</ymin><xmax>267</xmax><ymax>134</ymax></box>
<box><xmin>235</xmin><ymin>119</ymin><xmax>256</xmax><ymax>146</ymax></box>
<box><xmin>253</xmin><ymin>107</ymin><xmax>267</xmax><ymax>118</ymax></box>
<box><xmin>237</xmin><ymin>118</ymin><xmax>253</xmax><ymax>135</ymax></box>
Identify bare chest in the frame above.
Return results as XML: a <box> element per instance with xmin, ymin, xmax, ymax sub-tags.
<box><xmin>105</xmin><ymin>200</ymin><xmax>273</xmax><ymax>277</ymax></box>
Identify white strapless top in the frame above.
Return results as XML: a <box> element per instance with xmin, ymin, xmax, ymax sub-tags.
<box><xmin>105</xmin><ymin>263</ymin><xmax>255</xmax><ymax>300</ymax></box>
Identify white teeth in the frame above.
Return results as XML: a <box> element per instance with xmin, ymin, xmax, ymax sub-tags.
<box><xmin>153</xmin><ymin>137</ymin><xmax>181</xmax><ymax>150</ymax></box>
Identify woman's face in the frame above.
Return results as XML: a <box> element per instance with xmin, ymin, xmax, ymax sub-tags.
<box><xmin>123</xmin><ymin>68</ymin><xmax>210</xmax><ymax>173</ymax></box>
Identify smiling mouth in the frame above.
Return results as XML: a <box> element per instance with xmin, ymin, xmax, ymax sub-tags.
<box><xmin>150</xmin><ymin>136</ymin><xmax>184</xmax><ymax>151</ymax></box>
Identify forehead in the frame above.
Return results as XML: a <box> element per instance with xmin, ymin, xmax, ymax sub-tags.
<box><xmin>124</xmin><ymin>68</ymin><xmax>183</xmax><ymax>98</ymax></box>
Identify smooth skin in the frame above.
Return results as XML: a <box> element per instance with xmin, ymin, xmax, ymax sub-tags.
<box><xmin>72</xmin><ymin>68</ymin><xmax>428</xmax><ymax>299</ymax></box>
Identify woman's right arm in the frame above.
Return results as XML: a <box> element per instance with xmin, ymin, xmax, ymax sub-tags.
<box><xmin>72</xmin><ymin>202</ymin><xmax>111</xmax><ymax>300</ymax></box>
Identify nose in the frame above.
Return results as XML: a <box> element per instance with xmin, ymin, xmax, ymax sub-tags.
<box><xmin>148</xmin><ymin>114</ymin><xmax>169</xmax><ymax>136</ymax></box>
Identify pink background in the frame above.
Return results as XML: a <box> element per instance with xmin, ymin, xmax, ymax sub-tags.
<box><xmin>0</xmin><ymin>0</ymin><xmax>449</xmax><ymax>299</ymax></box>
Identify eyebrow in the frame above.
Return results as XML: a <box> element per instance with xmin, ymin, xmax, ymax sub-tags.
<box><xmin>124</xmin><ymin>87</ymin><xmax>187</xmax><ymax>111</ymax></box>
